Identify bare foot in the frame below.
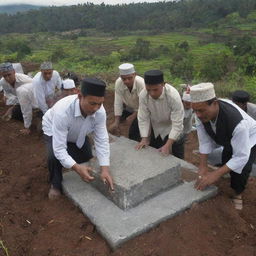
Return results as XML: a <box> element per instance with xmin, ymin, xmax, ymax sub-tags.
<box><xmin>232</xmin><ymin>195</ymin><xmax>243</xmax><ymax>210</ymax></box>
<box><xmin>48</xmin><ymin>185</ymin><xmax>61</xmax><ymax>200</ymax></box>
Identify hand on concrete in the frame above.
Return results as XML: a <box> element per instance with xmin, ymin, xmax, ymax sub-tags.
<box><xmin>75</xmin><ymin>164</ymin><xmax>94</xmax><ymax>183</ymax></box>
<box><xmin>20</xmin><ymin>128</ymin><xmax>31</xmax><ymax>135</ymax></box>
<box><xmin>135</xmin><ymin>138</ymin><xmax>149</xmax><ymax>150</ymax></box>
<box><xmin>108</xmin><ymin>122</ymin><xmax>121</xmax><ymax>137</ymax></box>
<box><xmin>100</xmin><ymin>168</ymin><xmax>114</xmax><ymax>191</ymax></box>
<box><xmin>158</xmin><ymin>143</ymin><xmax>171</xmax><ymax>156</ymax></box>
<box><xmin>195</xmin><ymin>171</ymin><xmax>221</xmax><ymax>191</ymax></box>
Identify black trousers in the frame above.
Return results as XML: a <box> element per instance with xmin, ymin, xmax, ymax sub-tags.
<box><xmin>44</xmin><ymin>135</ymin><xmax>93</xmax><ymax>191</ymax></box>
<box><xmin>121</xmin><ymin>110</ymin><xmax>141</xmax><ymax>142</ymax></box>
<box><xmin>12</xmin><ymin>105</ymin><xmax>23</xmax><ymax>121</ymax></box>
<box><xmin>222</xmin><ymin>144</ymin><xmax>256</xmax><ymax>194</ymax></box>
<box><xmin>150</xmin><ymin>132</ymin><xmax>185</xmax><ymax>159</ymax></box>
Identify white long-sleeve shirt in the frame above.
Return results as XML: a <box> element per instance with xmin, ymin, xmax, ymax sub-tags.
<box><xmin>197</xmin><ymin>99</ymin><xmax>256</xmax><ymax>174</ymax></box>
<box><xmin>0</xmin><ymin>73</ymin><xmax>32</xmax><ymax>105</ymax></box>
<box><xmin>114</xmin><ymin>76</ymin><xmax>145</xmax><ymax>116</ymax></box>
<box><xmin>42</xmin><ymin>95</ymin><xmax>110</xmax><ymax>169</ymax></box>
<box><xmin>33</xmin><ymin>70</ymin><xmax>62</xmax><ymax>114</ymax></box>
<box><xmin>16</xmin><ymin>83</ymin><xmax>38</xmax><ymax>128</ymax></box>
<box><xmin>138</xmin><ymin>83</ymin><xmax>184</xmax><ymax>140</ymax></box>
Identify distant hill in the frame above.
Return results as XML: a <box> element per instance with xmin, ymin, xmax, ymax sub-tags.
<box><xmin>0</xmin><ymin>4</ymin><xmax>42</xmax><ymax>14</ymax></box>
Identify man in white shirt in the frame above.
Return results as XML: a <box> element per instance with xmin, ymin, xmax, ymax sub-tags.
<box><xmin>136</xmin><ymin>70</ymin><xmax>185</xmax><ymax>159</ymax></box>
<box><xmin>231</xmin><ymin>90</ymin><xmax>256</xmax><ymax>120</ymax></box>
<box><xmin>33</xmin><ymin>61</ymin><xmax>62</xmax><ymax>115</ymax></box>
<box><xmin>42</xmin><ymin>77</ymin><xmax>114</xmax><ymax>199</ymax></box>
<box><xmin>0</xmin><ymin>63</ymin><xmax>34</xmax><ymax>130</ymax></box>
<box><xmin>109</xmin><ymin>63</ymin><xmax>145</xmax><ymax>141</ymax></box>
<box><xmin>191</xmin><ymin>83</ymin><xmax>256</xmax><ymax>210</ymax></box>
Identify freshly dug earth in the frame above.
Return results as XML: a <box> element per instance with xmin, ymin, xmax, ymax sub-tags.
<box><xmin>0</xmin><ymin>90</ymin><xmax>256</xmax><ymax>256</ymax></box>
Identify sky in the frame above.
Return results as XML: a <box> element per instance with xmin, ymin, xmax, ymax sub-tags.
<box><xmin>0</xmin><ymin>0</ymin><xmax>163</xmax><ymax>6</ymax></box>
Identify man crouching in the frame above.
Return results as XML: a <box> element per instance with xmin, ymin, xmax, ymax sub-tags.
<box><xmin>42</xmin><ymin>77</ymin><xmax>114</xmax><ymax>199</ymax></box>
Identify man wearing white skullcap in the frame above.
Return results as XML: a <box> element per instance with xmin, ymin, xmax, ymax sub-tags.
<box><xmin>0</xmin><ymin>62</ymin><xmax>39</xmax><ymax>134</ymax></box>
<box><xmin>191</xmin><ymin>82</ymin><xmax>256</xmax><ymax>210</ymax></box>
<box><xmin>33</xmin><ymin>61</ymin><xmax>62</xmax><ymax>115</ymax></box>
<box><xmin>109</xmin><ymin>63</ymin><xmax>145</xmax><ymax>141</ymax></box>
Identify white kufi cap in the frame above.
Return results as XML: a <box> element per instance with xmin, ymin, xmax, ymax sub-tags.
<box><xmin>190</xmin><ymin>83</ymin><xmax>216</xmax><ymax>103</ymax></box>
<box><xmin>63</xmin><ymin>79</ymin><xmax>75</xmax><ymax>89</ymax></box>
<box><xmin>119</xmin><ymin>63</ymin><xmax>135</xmax><ymax>75</ymax></box>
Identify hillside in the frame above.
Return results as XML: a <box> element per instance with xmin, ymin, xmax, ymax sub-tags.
<box><xmin>0</xmin><ymin>4</ymin><xmax>42</xmax><ymax>14</ymax></box>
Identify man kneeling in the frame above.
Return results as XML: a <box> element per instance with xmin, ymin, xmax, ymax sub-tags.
<box><xmin>42</xmin><ymin>78</ymin><xmax>114</xmax><ymax>199</ymax></box>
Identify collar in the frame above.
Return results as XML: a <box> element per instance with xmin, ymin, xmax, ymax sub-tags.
<box><xmin>74</xmin><ymin>97</ymin><xmax>96</xmax><ymax>118</ymax></box>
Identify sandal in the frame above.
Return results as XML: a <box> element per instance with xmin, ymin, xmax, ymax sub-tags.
<box><xmin>232</xmin><ymin>196</ymin><xmax>243</xmax><ymax>210</ymax></box>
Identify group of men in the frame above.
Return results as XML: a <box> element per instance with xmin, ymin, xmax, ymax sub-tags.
<box><xmin>1</xmin><ymin>61</ymin><xmax>256</xmax><ymax>210</ymax></box>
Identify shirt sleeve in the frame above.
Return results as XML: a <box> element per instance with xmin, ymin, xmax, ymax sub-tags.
<box><xmin>93</xmin><ymin>109</ymin><xmax>110</xmax><ymax>166</ymax></box>
<box><xmin>33</xmin><ymin>78</ymin><xmax>48</xmax><ymax>114</ymax></box>
<box><xmin>114</xmin><ymin>80</ymin><xmax>124</xmax><ymax>116</ymax></box>
<box><xmin>226</xmin><ymin>120</ymin><xmax>251</xmax><ymax>174</ymax></box>
<box><xmin>138</xmin><ymin>92</ymin><xmax>151</xmax><ymax>138</ymax></box>
<box><xmin>52</xmin><ymin>113</ymin><xmax>76</xmax><ymax>169</ymax></box>
<box><xmin>197</xmin><ymin>119</ymin><xmax>217</xmax><ymax>154</ymax></box>
<box><xmin>168</xmin><ymin>89</ymin><xmax>184</xmax><ymax>140</ymax></box>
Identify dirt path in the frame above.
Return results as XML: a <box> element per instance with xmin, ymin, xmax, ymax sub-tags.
<box><xmin>0</xmin><ymin>90</ymin><xmax>255</xmax><ymax>256</ymax></box>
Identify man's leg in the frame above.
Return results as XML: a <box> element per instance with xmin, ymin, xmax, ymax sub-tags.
<box><xmin>172</xmin><ymin>135</ymin><xmax>185</xmax><ymax>159</ymax></box>
<box><xmin>44</xmin><ymin>135</ymin><xmax>63</xmax><ymax>191</ymax></box>
<box><xmin>128</xmin><ymin>117</ymin><xmax>141</xmax><ymax>142</ymax></box>
<box><xmin>11</xmin><ymin>105</ymin><xmax>23</xmax><ymax>121</ymax></box>
<box><xmin>67</xmin><ymin>136</ymin><xmax>93</xmax><ymax>164</ymax></box>
<box><xmin>230</xmin><ymin>145</ymin><xmax>256</xmax><ymax>195</ymax></box>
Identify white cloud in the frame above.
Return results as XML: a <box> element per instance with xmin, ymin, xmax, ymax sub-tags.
<box><xmin>0</xmin><ymin>0</ymin><xmax>162</xmax><ymax>6</ymax></box>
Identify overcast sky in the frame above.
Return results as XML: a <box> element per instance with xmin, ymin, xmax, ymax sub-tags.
<box><xmin>0</xmin><ymin>0</ymin><xmax>163</xmax><ymax>6</ymax></box>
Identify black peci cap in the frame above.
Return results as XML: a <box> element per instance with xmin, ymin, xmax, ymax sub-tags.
<box><xmin>81</xmin><ymin>78</ymin><xmax>106</xmax><ymax>97</ymax></box>
<box><xmin>232</xmin><ymin>90</ymin><xmax>250</xmax><ymax>103</ymax></box>
<box><xmin>144</xmin><ymin>70</ymin><xmax>164</xmax><ymax>85</ymax></box>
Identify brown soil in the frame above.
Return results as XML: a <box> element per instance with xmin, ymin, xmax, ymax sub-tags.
<box><xmin>0</xmin><ymin>90</ymin><xmax>256</xmax><ymax>256</ymax></box>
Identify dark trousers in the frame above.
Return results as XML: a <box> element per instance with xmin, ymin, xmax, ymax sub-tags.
<box><xmin>150</xmin><ymin>132</ymin><xmax>185</xmax><ymax>159</ymax></box>
<box><xmin>121</xmin><ymin>110</ymin><xmax>141</xmax><ymax>142</ymax></box>
<box><xmin>44</xmin><ymin>135</ymin><xmax>93</xmax><ymax>191</ymax></box>
<box><xmin>222</xmin><ymin>144</ymin><xmax>256</xmax><ymax>194</ymax></box>
<box><xmin>12</xmin><ymin>105</ymin><xmax>23</xmax><ymax>121</ymax></box>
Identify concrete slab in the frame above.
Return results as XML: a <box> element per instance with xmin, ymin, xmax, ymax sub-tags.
<box><xmin>63</xmin><ymin>171</ymin><xmax>217</xmax><ymax>249</ymax></box>
<box><xmin>88</xmin><ymin>136</ymin><xmax>182</xmax><ymax>210</ymax></box>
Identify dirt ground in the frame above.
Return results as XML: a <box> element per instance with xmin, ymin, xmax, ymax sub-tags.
<box><xmin>0</xmin><ymin>90</ymin><xmax>256</xmax><ymax>256</ymax></box>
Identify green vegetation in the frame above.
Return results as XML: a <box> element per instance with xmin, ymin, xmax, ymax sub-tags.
<box><xmin>0</xmin><ymin>0</ymin><xmax>256</xmax><ymax>100</ymax></box>
<box><xmin>0</xmin><ymin>240</ymin><xmax>9</xmax><ymax>256</ymax></box>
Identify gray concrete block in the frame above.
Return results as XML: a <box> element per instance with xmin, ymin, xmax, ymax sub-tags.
<box><xmin>88</xmin><ymin>136</ymin><xmax>182</xmax><ymax>210</ymax></box>
<box><xmin>63</xmin><ymin>171</ymin><xmax>217</xmax><ymax>249</ymax></box>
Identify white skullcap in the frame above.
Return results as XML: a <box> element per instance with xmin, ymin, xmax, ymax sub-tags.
<box><xmin>119</xmin><ymin>63</ymin><xmax>135</xmax><ymax>75</ymax></box>
<box><xmin>40</xmin><ymin>61</ymin><xmax>53</xmax><ymax>70</ymax></box>
<box><xmin>182</xmin><ymin>91</ymin><xmax>191</xmax><ymax>102</ymax></box>
<box><xmin>190</xmin><ymin>83</ymin><xmax>216</xmax><ymax>103</ymax></box>
<box><xmin>63</xmin><ymin>79</ymin><xmax>75</xmax><ymax>89</ymax></box>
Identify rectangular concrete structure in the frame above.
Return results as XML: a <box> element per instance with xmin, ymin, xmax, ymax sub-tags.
<box><xmin>88</xmin><ymin>136</ymin><xmax>182</xmax><ymax>210</ymax></box>
<box><xmin>63</xmin><ymin>171</ymin><xmax>218</xmax><ymax>249</ymax></box>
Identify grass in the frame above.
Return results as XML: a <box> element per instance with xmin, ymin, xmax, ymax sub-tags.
<box><xmin>0</xmin><ymin>240</ymin><xmax>9</xmax><ymax>256</ymax></box>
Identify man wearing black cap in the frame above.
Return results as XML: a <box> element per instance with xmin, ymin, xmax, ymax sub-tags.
<box><xmin>232</xmin><ymin>90</ymin><xmax>256</xmax><ymax>120</ymax></box>
<box><xmin>136</xmin><ymin>70</ymin><xmax>185</xmax><ymax>159</ymax></box>
<box><xmin>42</xmin><ymin>78</ymin><xmax>114</xmax><ymax>199</ymax></box>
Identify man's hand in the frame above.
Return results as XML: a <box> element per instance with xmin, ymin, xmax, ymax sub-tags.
<box><xmin>2</xmin><ymin>106</ymin><xmax>14</xmax><ymax>121</ymax></box>
<box><xmin>73</xmin><ymin>164</ymin><xmax>94</xmax><ymax>182</ymax></box>
<box><xmin>158</xmin><ymin>143</ymin><xmax>171</xmax><ymax>156</ymax></box>
<box><xmin>198</xmin><ymin>165</ymin><xmax>208</xmax><ymax>177</ymax></box>
<box><xmin>136</xmin><ymin>137</ymin><xmax>149</xmax><ymax>150</ymax></box>
<box><xmin>195</xmin><ymin>171</ymin><xmax>221</xmax><ymax>191</ymax></box>
<box><xmin>100</xmin><ymin>167</ymin><xmax>114</xmax><ymax>191</ymax></box>
<box><xmin>20</xmin><ymin>128</ymin><xmax>31</xmax><ymax>135</ymax></box>
<box><xmin>108</xmin><ymin>122</ymin><xmax>121</xmax><ymax>136</ymax></box>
